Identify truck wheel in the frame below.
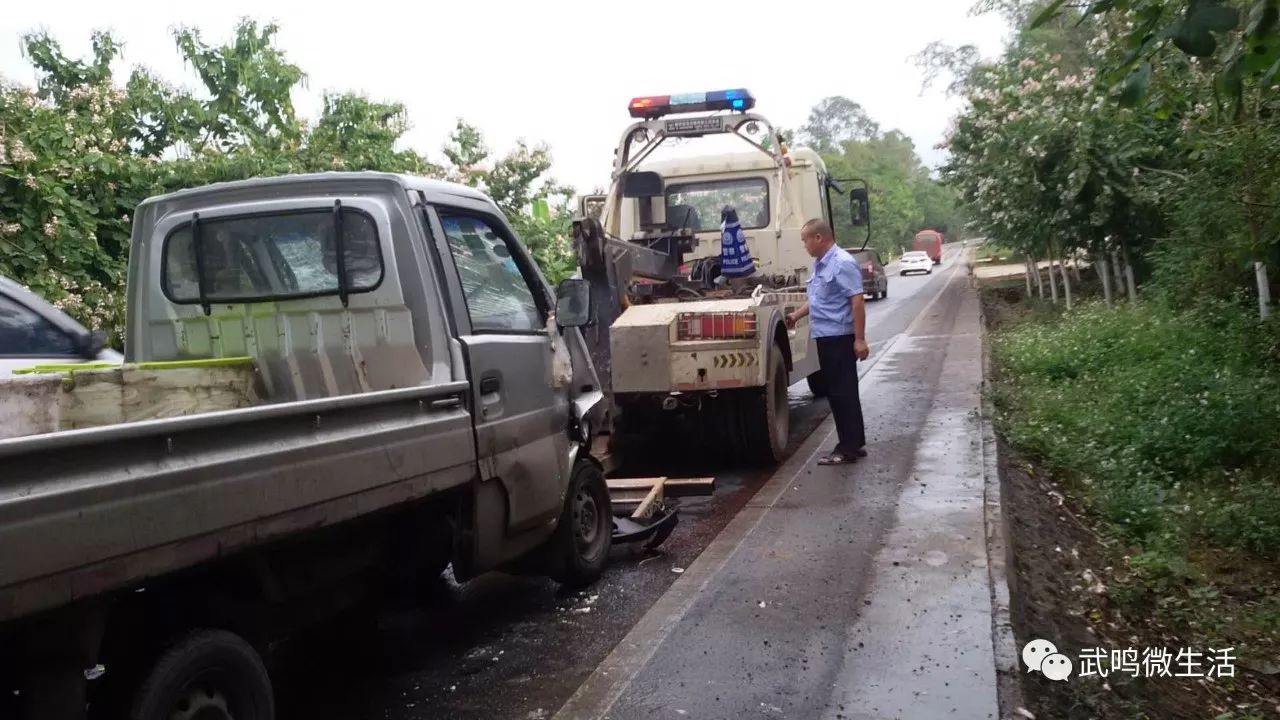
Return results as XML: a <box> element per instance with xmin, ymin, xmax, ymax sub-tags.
<box><xmin>742</xmin><ymin>347</ymin><xmax>789</xmax><ymax>465</ymax></box>
<box><xmin>549</xmin><ymin>460</ymin><xmax>612</xmax><ymax>587</ymax></box>
<box><xmin>806</xmin><ymin>370</ymin><xmax>828</xmax><ymax>398</ymax></box>
<box><xmin>129</xmin><ymin>629</ymin><xmax>273</xmax><ymax>720</ymax></box>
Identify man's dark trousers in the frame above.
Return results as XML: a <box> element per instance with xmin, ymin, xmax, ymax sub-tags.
<box><xmin>815</xmin><ymin>334</ymin><xmax>866</xmax><ymax>453</ymax></box>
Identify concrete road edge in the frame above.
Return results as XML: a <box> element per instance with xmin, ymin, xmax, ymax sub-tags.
<box><xmin>979</xmin><ymin>289</ymin><xmax>1028</xmax><ymax>719</ymax></box>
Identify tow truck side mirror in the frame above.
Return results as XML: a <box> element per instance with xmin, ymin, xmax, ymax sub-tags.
<box><xmin>555</xmin><ymin>278</ymin><xmax>593</xmax><ymax>329</ymax></box>
<box><xmin>850</xmin><ymin>188</ymin><xmax>870</xmax><ymax>227</ymax></box>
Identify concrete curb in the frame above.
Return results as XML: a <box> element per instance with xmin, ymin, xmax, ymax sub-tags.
<box><xmin>979</xmin><ymin>293</ymin><xmax>1027</xmax><ymax>719</ymax></box>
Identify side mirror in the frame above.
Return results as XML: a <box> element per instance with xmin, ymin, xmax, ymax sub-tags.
<box><xmin>850</xmin><ymin>188</ymin><xmax>870</xmax><ymax>227</ymax></box>
<box><xmin>77</xmin><ymin>330</ymin><xmax>107</xmax><ymax>359</ymax></box>
<box><xmin>555</xmin><ymin>278</ymin><xmax>593</xmax><ymax>328</ymax></box>
<box><xmin>578</xmin><ymin>194</ymin><xmax>607</xmax><ymax>220</ymax></box>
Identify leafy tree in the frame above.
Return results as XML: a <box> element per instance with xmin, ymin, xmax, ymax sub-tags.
<box><xmin>0</xmin><ymin>21</ymin><xmax>577</xmax><ymax>344</ymax></box>
<box><xmin>171</xmin><ymin>21</ymin><xmax>305</xmax><ymax>152</ymax></box>
<box><xmin>801</xmin><ymin>97</ymin><xmax>966</xmax><ymax>256</ymax></box>
<box><xmin>798</xmin><ymin>96</ymin><xmax>880</xmax><ymax>152</ymax></box>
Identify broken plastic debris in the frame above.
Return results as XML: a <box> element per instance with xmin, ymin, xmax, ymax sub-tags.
<box><xmin>83</xmin><ymin>664</ymin><xmax>106</xmax><ymax>681</ymax></box>
<box><xmin>758</xmin><ymin>601</ymin><xmax>767</xmax><ymax>609</ymax></box>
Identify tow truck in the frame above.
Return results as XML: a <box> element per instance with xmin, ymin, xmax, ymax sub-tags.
<box><xmin>570</xmin><ymin>89</ymin><xmax>871</xmax><ymax>465</ymax></box>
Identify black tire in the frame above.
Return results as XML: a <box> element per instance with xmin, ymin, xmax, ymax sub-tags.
<box><xmin>698</xmin><ymin>393</ymin><xmax>743</xmax><ymax>464</ymax></box>
<box><xmin>742</xmin><ymin>346</ymin><xmax>789</xmax><ymax>465</ymax></box>
<box><xmin>129</xmin><ymin>629</ymin><xmax>273</xmax><ymax>720</ymax></box>
<box><xmin>548</xmin><ymin>459</ymin><xmax>612</xmax><ymax>587</ymax></box>
<box><xmin>807</xmin><ymin>369</ymin><xmax>828</xmax><ymax>398</ymax></box>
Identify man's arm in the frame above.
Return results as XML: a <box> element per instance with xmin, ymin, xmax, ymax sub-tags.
<box><xmin>850</xmin><ymin>294</ymin><xmax>869</xmax><ymax>360</ymax></box>
<box><xmin>839</xmin><ymin>257</ymin><xmax>870</xmax><ymax>360</ymax></box>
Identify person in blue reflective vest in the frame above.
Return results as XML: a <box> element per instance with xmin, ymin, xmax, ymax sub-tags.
<box><xmin>719</xmin><ymin>206</ymin><xmax>756</xmax><ymax>290</ymax></box>
<box><xmin>785</xmin><ymin>218</ymin><xmax>869</xmax><ymax>465</ymax></box>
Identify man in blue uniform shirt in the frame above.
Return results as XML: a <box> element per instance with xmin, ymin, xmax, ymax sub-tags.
<box><xmin>785</xmin><ymin>219</ymin><xmax>868</xmax><ymax>465</ymax></box>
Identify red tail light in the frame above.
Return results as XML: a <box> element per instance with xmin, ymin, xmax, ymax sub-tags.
<box><xmin>677</xmin><ymin>312</ymin><xmax>758</xmax><ymax>341</ymax></box>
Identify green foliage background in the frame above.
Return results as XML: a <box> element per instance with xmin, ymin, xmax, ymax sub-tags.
<box><xmin>0</xmin><ymin>20</ymin><xmax>964</xmax><ymax>344</ymax></box>
<box><xmin>797</xmin><ymin>96</ymin><xmax>968</xmax><ymax>254</ymax></box>
<box><xmin>0</xmin><ymin>21</ymin><xmax>574</xmax><ymax>342</ymax></box>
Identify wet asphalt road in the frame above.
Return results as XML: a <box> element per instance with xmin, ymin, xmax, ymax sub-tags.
<box><xmin>272</xmin><ymin>249</ymin><xmax>967</xmax><ymax>720</ymax></box>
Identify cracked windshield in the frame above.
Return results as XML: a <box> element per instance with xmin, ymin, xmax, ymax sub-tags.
<box><xmin>1</xmin><ymin>1</ymin><xmax>1276</xmax><ymax>719</ymax></box>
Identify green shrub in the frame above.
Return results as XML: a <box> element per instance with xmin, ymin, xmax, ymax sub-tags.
<box><xmin>994</xmin><ymin>299</ymin><xmax>1280</xmax><ymax>554</ymax></box>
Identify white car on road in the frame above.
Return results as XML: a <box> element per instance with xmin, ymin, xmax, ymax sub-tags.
<box><xmin>0</xmin><ymin>276</ymin><xmax>122</xmax><ymax>377</ymax></box>
<box><xmin>899</xmin><ymin>251</ymin><xmax>934</xmax><ymax>276</ymax></box>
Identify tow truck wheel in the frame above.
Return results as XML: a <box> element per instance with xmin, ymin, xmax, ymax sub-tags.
<box><xmin>743</xmin><ymin>347</ymin><xmax>789</xmax><ymax>465</ymax></box>
<box><xmin>129</xmin><ymin>629</ymin><xmax>273</xmax><ymax>720</ymax></box>
<box><xmin>549</xmin><ymin>459</ymin><xmax>612</xmax><ymax>587</ymax></box>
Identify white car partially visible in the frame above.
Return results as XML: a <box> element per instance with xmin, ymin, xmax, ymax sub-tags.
<box><xmin>0</xmin><ymin>276</ymin><xmax>122</xmax><ymax>378</ymax></box>
<box><xmin>899</xmin><ymin>251</ymin><xmax>934</xmax><ymax>276</ymax></box>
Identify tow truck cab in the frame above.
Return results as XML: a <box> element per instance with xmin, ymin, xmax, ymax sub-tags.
<box><xmin>575</xmin><ymin>90</ymin><xmax>871</xmax><ymax>465</ymax></box>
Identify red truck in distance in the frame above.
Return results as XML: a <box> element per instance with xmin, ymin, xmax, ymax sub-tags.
<box><xmin>912</xmin><ymin>230</ymin><xmax>944</xmax><ymax>265</ymax></box>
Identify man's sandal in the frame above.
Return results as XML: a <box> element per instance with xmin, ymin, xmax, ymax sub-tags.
<box><xmin>818</xmin><ymin>448</ymin><xmax>868</xmax><ymax>466</ymax></box>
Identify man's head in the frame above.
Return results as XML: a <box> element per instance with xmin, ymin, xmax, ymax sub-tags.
<box><xmin>801</xmin><ymin>219</ymin><xmax>835</xmax><ymax>258</ymax></box>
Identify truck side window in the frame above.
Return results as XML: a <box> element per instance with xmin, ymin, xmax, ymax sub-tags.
<box><xmin>438</xmin><ymin>213</ymin><xmax>543</xmax><ymax>333</ymax></box>
<box><xmin>0</xmin><ymin>294</ymin><xmax>77</xmax><ymax>356</ymax></box>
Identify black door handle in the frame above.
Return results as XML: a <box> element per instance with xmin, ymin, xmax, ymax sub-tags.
<box><xmin>479</xmin><ymin>376</ymin><xmax>501</xmax><ymax>395</ymax></box>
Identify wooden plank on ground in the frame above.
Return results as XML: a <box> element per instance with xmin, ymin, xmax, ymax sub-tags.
<box><xmin>607</xmin><ymin>477</ymin><xmax>666</xmax><ymax>490</ymax></box>
<box><xmin>607</xmin><ymin>477</ymin><xmax>715</xmax><ymax>497</ymax></box>
<box><xmin>630</xmin><ymin>481</ymin><xmax>664</xmax><ymax>521</ymax></box>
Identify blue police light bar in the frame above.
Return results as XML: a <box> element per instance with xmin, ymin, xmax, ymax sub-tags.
<box><xmin>628</xmin><ymin>89</ymin><xmax>756</xmax><ymax>119</ymax></box>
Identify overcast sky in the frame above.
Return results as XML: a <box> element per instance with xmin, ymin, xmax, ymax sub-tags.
<box><xmin>2</xmin><ymin>1</ymin><xmax>1009</xmax><ymax>192</ymax></box>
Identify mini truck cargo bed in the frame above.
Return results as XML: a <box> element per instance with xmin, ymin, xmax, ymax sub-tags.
<box><xmin>0</xmin><ymin>380</ymin><xmax>473</xmax><ymax>622</ymax></box>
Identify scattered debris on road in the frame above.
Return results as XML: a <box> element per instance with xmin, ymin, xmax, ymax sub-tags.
<box><xmin>607</xmin><ymin>476</ymin><xmax>714</xmax><ymax>549</ymax></box>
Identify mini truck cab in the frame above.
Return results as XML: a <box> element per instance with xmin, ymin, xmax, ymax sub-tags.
<box><xmin>570</xmin><ymin>90</ymin><xmax>871</xmax><ymax>464</ymax></box>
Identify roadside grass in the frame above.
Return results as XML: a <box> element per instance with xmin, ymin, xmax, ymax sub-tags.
<box><xmin>976</xmin><ymin>242</ymin><xmax>1028</xmax><ymax>265</ymax></box>
<box><xmin>986</xmin><ymin>281</ymin><xmax>1280</xmax><ymax>713</ymax></box>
